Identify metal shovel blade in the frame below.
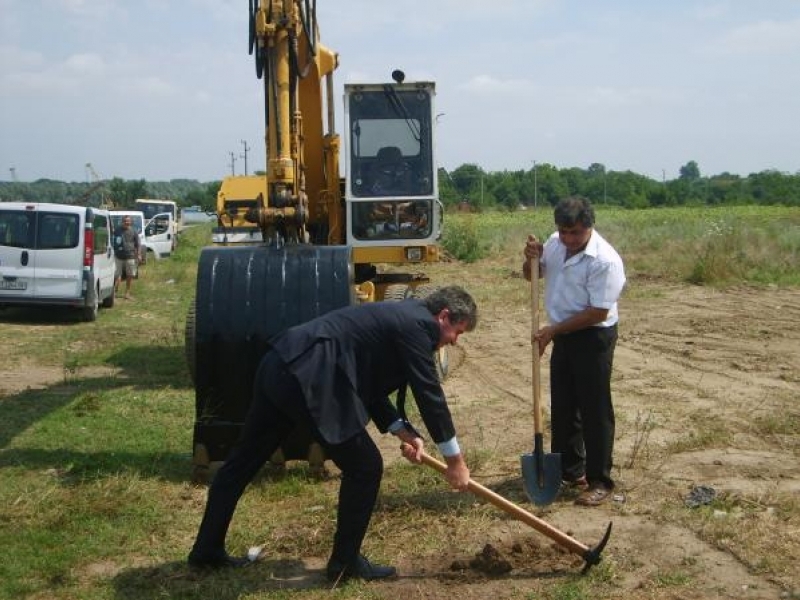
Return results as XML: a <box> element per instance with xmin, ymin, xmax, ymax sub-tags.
<box><xmin>521</xmin><ymin>442</ymin><xmax>562</xmax><ymax>506</ymax></box>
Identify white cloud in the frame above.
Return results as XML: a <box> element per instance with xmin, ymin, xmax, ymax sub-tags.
<box><xmin>194</xmin><ymin>90</ymin><xmax>212</xmax><ymax>104</ymax></box>
<box><xmin>54</xmin><ymin>0</ymin><xmax>118</xmax><ymax>19</ymax></box>
<box><xmin>461</xmin><ymin>75</ymin><xmax>536</xmax><ymax>94</ymax></box>
<box><xmin>582</xmin><ymin>85</ymin><xmax>685</xmax><ymax>109</ymax></box>
<box><xmin>708</xmin><ymin>18</ymin><xmax>800</xmax><ymax>56</ymax></box>
<box><xmin>0</xmin><ymin>45</ymin><xmax>44</xmax><ymax>71</ymax></box>
<box><xmin>117</xmin><ymin>75</ymin><xmax>177</xmax><ymax>98</ymax></box>
<box><xmin>690</xmin><ymin>2</ymin><xmax>730</xmax><ymax>21</ymax></box>
<box><xmin>64</xmin><ymin>52</ymin><xmax>105</xmax><ymax>75</ymax></box>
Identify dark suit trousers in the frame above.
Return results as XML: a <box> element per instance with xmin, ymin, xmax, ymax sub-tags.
<box><xmin>191</xmin><ymin>351</ymin><xmax>384</xmax><ymax>565</ymax></box>
<box><xmin>549</xmin><ymin>325</ymin><xmax>617</xmax><ymax>489</ymax></box>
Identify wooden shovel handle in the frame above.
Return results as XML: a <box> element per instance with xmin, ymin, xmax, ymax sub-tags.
<box><xmin>530</xmin><ymin>256</ymin><xmax>543</xmax><ymax>436</ymax></box>
<box><xmin>418</xmin><ymin>450</ymin><xmax>588</xmax><ymax>556</ymax></box>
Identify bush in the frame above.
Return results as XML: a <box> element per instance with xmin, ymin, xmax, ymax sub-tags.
<box><xmin>442</xmin><ymin>216</ymin><xmax>485</xmax><ymax>262</ymax></box>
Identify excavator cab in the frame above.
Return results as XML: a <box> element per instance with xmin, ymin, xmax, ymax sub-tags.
<box><xmin>344</xmin><ymin>81</ymin><xmax>442</xmax><ymax>249</ymax></box>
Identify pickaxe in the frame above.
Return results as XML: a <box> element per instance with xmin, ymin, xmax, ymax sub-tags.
<box><xmin>418</xmin><ymin>450</ymin><xmax>612</xmax><ymax>573</ymax></box>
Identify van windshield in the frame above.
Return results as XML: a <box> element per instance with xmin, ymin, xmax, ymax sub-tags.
<box><xmin>136</xmin><ymin>202</ymin><xmax>176</xmax><ymax>220</ymax></box>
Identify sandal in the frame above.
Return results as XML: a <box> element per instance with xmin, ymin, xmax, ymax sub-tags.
<box><xmin>556</xmin><ymin>476</ymin><xmax>587</xmax><ymax>500</ymax></box>
<box><xmin>575</xmin><ymin>484</ymin><xmax>612</xmax><ymax>506</ymax></box>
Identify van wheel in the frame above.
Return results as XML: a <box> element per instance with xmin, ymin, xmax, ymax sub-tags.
<box><xmin>185</xmin><ymin>299</ymin><xmax>196</xmax><ymax>383</ymax></box>
<box><xmin>83</xmin><ymin>286</ymin><xmax>99</xmax><ymax>322</ymax></box>
<box><xmin>102</xmin><ymin>286</ymin><xmax>115</xmax><ymax>308</ymax></box>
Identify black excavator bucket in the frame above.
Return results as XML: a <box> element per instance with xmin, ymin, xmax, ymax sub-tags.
<box><xmin>189</xmin><ymin>244</ymin><xmax>353</xmax><ymax>481</ymax></box>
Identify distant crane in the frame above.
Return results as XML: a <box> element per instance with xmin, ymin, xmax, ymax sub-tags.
<box><xmin>85</xmin><ymin>162</ymin><xmax>103</xmax><ymax>185</ymax></box>
<box><xmin>81</xmin><ymin>162</ymin><xmax>113</xmax><ymax>207</ymax></box>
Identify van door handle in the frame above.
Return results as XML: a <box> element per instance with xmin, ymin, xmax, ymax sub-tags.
<box><xmin>21</xmin><ymin>250</ymin><xmax>29</xmax><ymax>266</ymax></box>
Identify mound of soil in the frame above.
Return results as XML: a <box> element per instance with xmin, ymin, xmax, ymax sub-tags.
<box><xmin>441</xmin><ymin>535</ymin><xmax>582</xmax><ymax>581</ymax></box>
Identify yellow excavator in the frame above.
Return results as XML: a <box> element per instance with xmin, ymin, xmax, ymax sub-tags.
<box><xmin>187</xmin><ymin>0</ymin><xmax>445</xmax><ymax>481</ymax></box>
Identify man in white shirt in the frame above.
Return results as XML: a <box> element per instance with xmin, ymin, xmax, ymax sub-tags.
<box><xmin>523</xmin><ymin>196</ymin><xmax>626</xmax><ymax>506</ymax></box>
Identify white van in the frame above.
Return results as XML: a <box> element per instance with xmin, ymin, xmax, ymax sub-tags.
<box><xmin>0</xmin><ymin>202</ymin><xmax>116</xmax><ymax>321</ymax></box>
<box><xmin>135</xmin><ymin>199</ymin><xmax>180</xmax><ymax>249</ymax></box>
<box><xmin>110</xmin><ymin>210</ymin><xmax>173</xmax><ymax>262</ymax></box>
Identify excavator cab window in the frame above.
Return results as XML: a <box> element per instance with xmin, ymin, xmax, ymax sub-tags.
<box><xmin>351</xmin><ymin>199</ymin><xmax>432</xmax><ymax>241</ymax></box>
<box><xmin>348</xmin><ymin>89</ymin><xmax>434</xmax><ymax>199</ymax></box>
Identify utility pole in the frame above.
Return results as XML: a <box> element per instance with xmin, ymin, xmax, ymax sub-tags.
<box><xmin>228</xmin><ymin>152</ymin><xmax>237</xmax><ymax>176</ymax></box>
<box><xmin>240</xmin><ymin>140</ymin><xmax>250</xmax><ymax>175</ymax></box>
<box><xmin>9</xmin><ymin>167</ymin><xmax>18</xmax><ymax>182</ymax></box>
<box><xmin>532</xmin><ymin>160</ymin><xmax>538</xmax><ymax>209</ymax></box>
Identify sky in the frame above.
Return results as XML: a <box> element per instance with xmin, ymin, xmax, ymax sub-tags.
<box><xmin>2</xmin><ymin>0</ymin><xmax>799</xmax><ymax>184</ymax></box>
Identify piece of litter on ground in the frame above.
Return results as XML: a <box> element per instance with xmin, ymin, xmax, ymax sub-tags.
<box><xmin>247</xmin><ymin>546</ymin><xmax>262</xmax><ymax>562</ymax></box>
<box><xmin>685</xmin><ymin>484</ymin><xmax>717</xmax><ymax>508</ymax></box>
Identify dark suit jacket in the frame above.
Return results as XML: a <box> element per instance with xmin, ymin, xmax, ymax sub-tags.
<box><xmin>267</xmin><ymin>299</ymin><xmax>456</xmax><ymax>445</ymax></box>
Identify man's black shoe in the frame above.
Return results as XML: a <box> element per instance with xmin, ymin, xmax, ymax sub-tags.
<box><xmin>326</xmin><ymin>554</ymin><xmax>397</xmax><ymax>582</ymax></box>
<box><xmin>187</xmin><ymin>551</ymin><xmax>249</xmax><ymax>570</ymax></box>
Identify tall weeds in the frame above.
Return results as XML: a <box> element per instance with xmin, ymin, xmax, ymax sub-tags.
<box><xmin>445</xmin><ymin>205</ymin><xmax>800</xmax><ymax>286</ymax></box>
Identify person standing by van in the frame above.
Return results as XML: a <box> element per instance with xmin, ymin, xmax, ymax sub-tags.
<box><xmin>113</xmin><ymin>216</ymin><xmax>140</xmax><ymax>300</ymax></box>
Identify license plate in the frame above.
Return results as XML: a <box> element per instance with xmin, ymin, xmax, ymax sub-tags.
<box><xmin>0</xmin><ymin>280</ymin><xmax>27</xmax><ymax>290</ymax></box>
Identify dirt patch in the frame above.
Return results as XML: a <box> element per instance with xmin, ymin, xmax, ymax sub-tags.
<box><xmin>375</xmin><ymin>281</ymin><xmax>800</xmax><ymax>598</ymax></box>
<box><xmin>446</xmin><ymin>537</ymin><xmax>579</xmax><ymax>578</ymax></box>
<box><xmin>0</xmin><ymin>364</ymin><xmax>119</xmax><ymax>396</ymax></box>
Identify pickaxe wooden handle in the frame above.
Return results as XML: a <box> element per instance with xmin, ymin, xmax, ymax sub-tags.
<box><xmin>418</xmin><ymin>450</ymin><xmax>611</xmax><ymax>572</ymax></box>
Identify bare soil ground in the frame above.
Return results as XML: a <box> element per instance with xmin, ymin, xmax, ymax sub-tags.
<box><xmin>2</xmin><ymin>280</ymin><xmax>799</xmax><ymax>599</ymax></box>
<box><xmin>371</xmin><ymin>279</ymin><xmax>800</xmax><ymax>599</ymax></box>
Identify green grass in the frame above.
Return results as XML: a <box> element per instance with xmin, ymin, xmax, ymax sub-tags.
<box><xmin>0</xmin><ymin>226</ymin><xmax>207</xmax><ymax>599</ymax></box>
<box><xmin>1</xmin><ymin>208</ymin><xmax>799</xmax><ymax>599</ymax></box>
<box><xmin>444</xmin><ymin>205</ymin><xmax>800</xmax><ymax>286</ymax></box>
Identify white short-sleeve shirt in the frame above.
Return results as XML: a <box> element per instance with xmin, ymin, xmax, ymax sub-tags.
<box><xmin>541</xmin><ymin>229</ymin><xmax>626</xmax><ymax>328</ymax></box>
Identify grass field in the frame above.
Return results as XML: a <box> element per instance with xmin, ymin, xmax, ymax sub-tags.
<box><xmin>1</xmin><ymin>206</ymin><xmax>798</xmax><ymax>600</ymax></box>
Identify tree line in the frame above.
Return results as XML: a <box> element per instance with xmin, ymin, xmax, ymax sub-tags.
<box><xmin>2</xmin><ymin>160</ymin><xmax>798</xmax><ymax>210</ymax></box>
<box><xmin>0</xmin><ymin>177</ymin><xmax>221</xmax><ymax>212</ymax></box>
<box><xmin>440</xmin><ymin>160</ymin><xmax>800</xmax><ymax>209</ymax></box>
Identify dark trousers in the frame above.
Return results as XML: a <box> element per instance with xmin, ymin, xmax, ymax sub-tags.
<box><xmin>190</xmin><ymin>351</ymin><xmax>383</xmax><ymax>565</ymax></box>
<box><xmin>549</xmin><ymin>324</ymin><xmax>617</xmax><ymax>489</ymax></box>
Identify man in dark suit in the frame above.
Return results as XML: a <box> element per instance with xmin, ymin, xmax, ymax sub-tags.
<box><xmin>188</xmin><ymin>285</ymin><xmax>478</xmax><ymax>582</ymax></box>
